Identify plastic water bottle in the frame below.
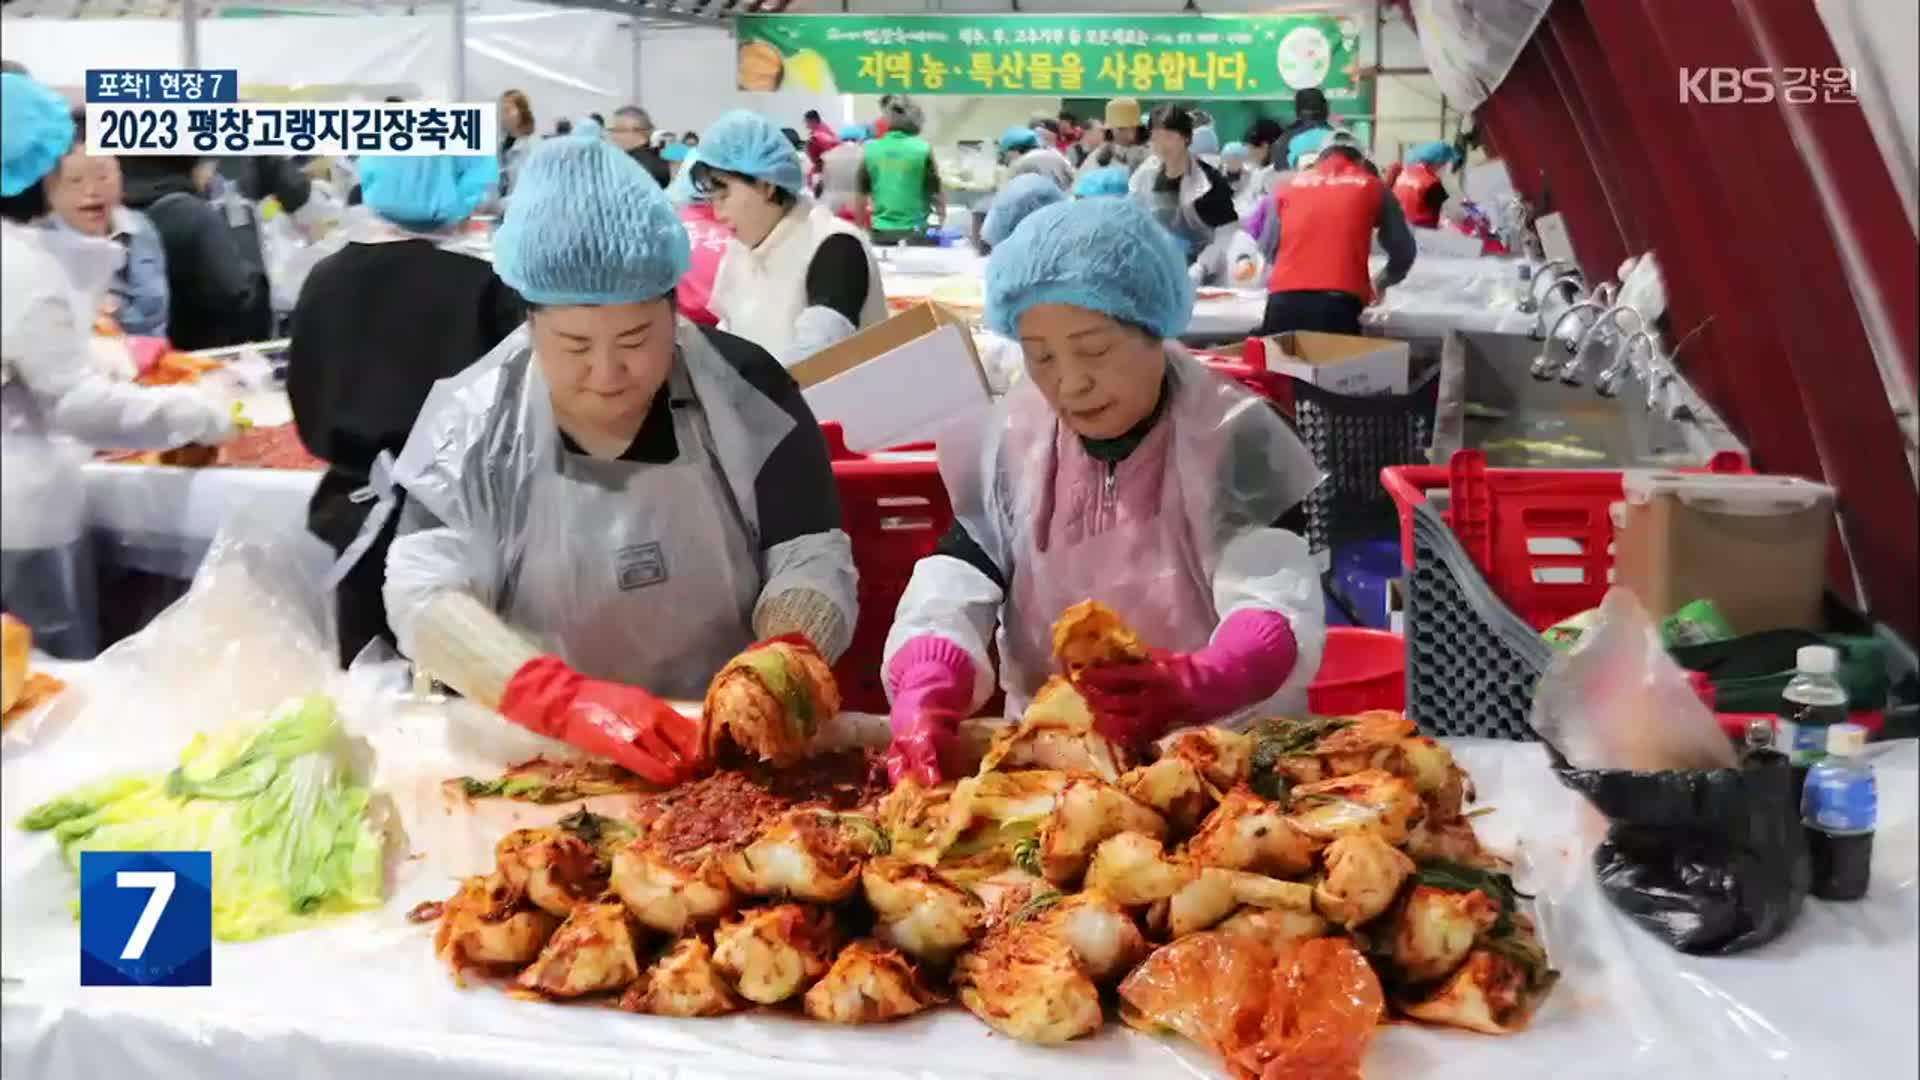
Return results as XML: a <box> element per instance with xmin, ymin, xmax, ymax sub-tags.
<box><xmin>1778</xmin><ymin>645</ymin><xmax>1847</xmax><ymax>768</ymax></box>
<box><xmin>1801</xmin><ymin>722</ymin><xmax>1876</xmax><ymax>901</ymax></box>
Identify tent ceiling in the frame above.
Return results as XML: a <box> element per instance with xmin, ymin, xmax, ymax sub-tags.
<box><xmin>1</xmin><ymin>0</ymin><xmax>1367</xmax><ymax>24</ymax></box>
<box><xmin>0</xmin><ymin>0</ymin><xmax>780</xmax><ymax>22</ymax></box>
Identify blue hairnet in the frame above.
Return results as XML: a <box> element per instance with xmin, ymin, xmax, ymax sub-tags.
<box><xmin>493</xmin><ymin>133</ymin><xmax>688</xmax><ymax>306</ymax></box>
<box><xmin>1</xmin><ymin>73</ymin><xmax>74</xmax><ymax>197</ymax></box>
<box><xmin>698</xmin><ymin>109</ymin><xmax>805</xmax><ymax>194</ymax></box>
<box><xmin>664</xmin><ymin>150</ymin><xmax>703</xmax><ymax>208</ymax></box>
<box><xmin>1072</xmin><ymin>165</ymin><xmax>1131</xmax><ymax>199</ymax></box>
<box><xmin>358</xmin><ymin>155</ymin><xmax>496</xmax><ymax>231</ymax></box>
<box><xmin>661</xmin><ymin>143</ymin><xmax>690</xmax><ymax>163</ymax></box>
<box><xmin>836</xmin><ymin>124</ymin><xmax>867</xmax><ymax>142</ymax></box>
<box><xmin>575</xmin><ymin>118</ymin><xmax>603</xmax><ymax>138</ymax></box>
<box><xmin>1221</xmin><ymin>141</ymin><xmax>1250</xmax><ymax>163</ymax></box>
<box><xmin>1287</xmin><ymin>128</ymin><xmax>1332</xmax><ymax>169</ymax></box>
<box><xmin>998</xmin><ymin>126</ymin><xmax>1039</xmax><ymax>153</ymax></box>
<box><xmin>1407</xmin><ymin>140</ymin><xmax>1456</xmax><ymax>168</ymax></box>
<box><xmin>985</xmin><ymin>197</ymin><xmax>1192</xmax><ymax>340</ymax></box>
<box><xmin>1190</xmin><ymin>126</ymin><xmax>1221</xmax><ymax>158</ymax></box>
<box><xmin>981</xmin><ymin>172</ymin><xmax>1066</xmax><ymax>248</ymax></box>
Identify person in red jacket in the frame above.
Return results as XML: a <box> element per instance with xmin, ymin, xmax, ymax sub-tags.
<box><xmin>1260</xmin><ymin>133</ymin><xmax>1417</xmax><ymax>336</ymax></box>
<box><xmin>1392</xmin><ymin>140</ymin><xmax>1454</xmax><ymax>228</ymax></box>
<box><xmin>802</xmin><ymin>109</ymin><xmax>840</xmax><ymax>176</ymax></box>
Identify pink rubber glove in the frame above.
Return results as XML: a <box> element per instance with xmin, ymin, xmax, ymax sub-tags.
<box><xmin>885</xmin><ymin>636</ymin><xmax>979</xmax><ymax>787</ymax></box>
<box><xmin>125</xmin><ymin>336</ymin><xmax>170</xmax><ymax>377</ymax></box>
<box><xmin>1076</xmin><ymin>610</ymin><xmax>1299</xmax><ymax>746</ymax></box>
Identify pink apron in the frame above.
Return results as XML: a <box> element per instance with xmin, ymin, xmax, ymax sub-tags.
<box><xmin>999</xmin><ymin>398</ymin><xmax>1220</xmax><ymax>717</ymax></box>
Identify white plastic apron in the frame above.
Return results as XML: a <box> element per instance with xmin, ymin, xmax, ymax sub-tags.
<box><xmin>1000</xmin><ymin>410</ymin><xmax>1216</xmax><ymax>717</ymax></box>
<box><xmin>499</xmin><ymin>361</ymin><xmax>761</xmax><ymax>701</ymax></box>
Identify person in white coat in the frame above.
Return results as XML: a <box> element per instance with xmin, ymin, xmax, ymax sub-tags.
<box><xmin>1128</xmin><ymin>105</ymin><xmax>1242</xmax><ymax>287</ymax></box>
<box><xmin>1</xmin><ymin>73</ymin><xmax>234</xmax><ymax>658</ymax></box>
<box><xmin>365</xmin><ymin>130</ymin><xmax>857</xmax><ymax>786</ymax></box>
<box><xmin>696</xmin><ymin>110</ymin><xmax>886</xmax><ymax>369</ymax></box>
<box><xmin>880</xmin><ymin>198</ymin><xmax>1325</xmax><ymax>785</ymax></box>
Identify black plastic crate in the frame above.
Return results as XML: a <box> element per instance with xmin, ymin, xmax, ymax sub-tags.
<box><xmin>1293</xmin><ymin>370</ymin><xmax>1439</xmax><ymax>560</ymax></box>
<box><xmin>1404</xmin><ymin>499</ymin><xmax>1553</xmax><ymax>740</ymax></box>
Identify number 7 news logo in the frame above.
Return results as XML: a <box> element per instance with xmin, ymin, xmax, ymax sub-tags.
<box><xmin>79</xmin><ymin>852</ymin><xmax>212</xmax><ymax>986</ymax></box>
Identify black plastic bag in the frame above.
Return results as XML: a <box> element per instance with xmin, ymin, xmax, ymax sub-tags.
<box><xmin>1552</xmin><ymin>749</ymin><xmax>1809</xmax><ymax>955</ymax></box>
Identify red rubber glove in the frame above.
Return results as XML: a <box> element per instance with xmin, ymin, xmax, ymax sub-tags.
<box><xmin>1076</xmin><ymin>610</ymin><xmax>1299</xmax><ymax>747</ymax></box>
<box><xmin>885</xmin><ymin>636</ymin><xmax>978</xmax><ymax>787</ymax></box>
<box><xmin>749</xmin><ymin>632</ymin><xmax>820</xmax><ymax>654</ymax></box>
<box><xmin>499</xmin><ymin>655</ymin><xmax>703</xmax><ymax>786</ymax></box>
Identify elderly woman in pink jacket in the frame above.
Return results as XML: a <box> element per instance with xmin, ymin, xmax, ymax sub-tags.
<box><xmin>880</xmin><ymin>197</ymin><xmax>1326</xmax><ymax>785</ymax></box>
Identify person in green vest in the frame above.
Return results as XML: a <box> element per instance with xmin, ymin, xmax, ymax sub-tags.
<box><xmin>858</xmin><ymin>102</ymin><xmax>944</xmax><ymax>246</ymax></box>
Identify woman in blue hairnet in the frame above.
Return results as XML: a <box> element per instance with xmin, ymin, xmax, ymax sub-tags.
<box><xmin>696</xmin><ymin>110</ymin><xmax>886</xmax><ymax>368</ymax></box>
<box><xmin>2</xmin><ymin>73</ymin><xmax>234</xmax><ymax>658</ymax></box>
<box><xmin>882</xmin><ymin>198</ymin><xmax>1326</xmax><ymax>785</ymax></box>
<box><xmin>368</xmin><ymin>132</ymin><xmax>857</xmax><ymax>784</ymax></box>
<box><xmin>288</xmin><ymin>153</ymin><xmax>522</xmax><ymax>663</ymax></box>
<box><xmin>999</xmin><ymin>125</ymin><xmax>1075</xmax><ymax>192</ymax></box>
<box><xmin>969</xmin><ymin>173</ymin><xmax>1067</xmax><ymax>393</ymax></box>
<box><xmin>1073</xmin><ymin>165</ymin><xmax>1133</xmax><ymax>199</ymax></box>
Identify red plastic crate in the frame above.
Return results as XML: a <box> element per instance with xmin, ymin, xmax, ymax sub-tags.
<box><xmin>1380</xmin><ymin>450</ymin><xmax>1749</xmax><ymax>631</ymax></box>
<box><xmin>1200</xmin><ymin>345</ymin><xmax>1296</xmax><ymax>415</ymax></box>
<box><xmin>822</xmin><ymin>424</ymin><xmax>953</xmax><ymax>714</ymax></box>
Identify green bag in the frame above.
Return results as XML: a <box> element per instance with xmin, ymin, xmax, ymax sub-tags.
<box><xmin>1672</xmin><ymin>631</ymin><xmax>1887</xmax><ymax>714</ymax></box>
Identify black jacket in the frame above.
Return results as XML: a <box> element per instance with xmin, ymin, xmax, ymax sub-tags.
<box><xmin>219</xmin><ymin>156</ymin><xmax>313</xmax><ymax>214</ymax></box>
<box><xmin>290</xmin><ymin>240</ymin><xmax>525</xmax><ymax>512</ymax></box>
<box><xmin>627</xmin><ymin>145</ymin><xmax>671</xmax><ymax>188</ymax></box>
<box><xmin>289</xmin><ymin>239</ymin><xmax>524</xmax><ymax>663</ymax></box>
<box><xmin>1188</xmin><ymin>157</ymin><xmax>1240</xmax><ymax>231</ymax></box>
<box><xmin>120</xmin><ymin>164</ymin><xmax>271</xmax><ymax>349</ymax></box>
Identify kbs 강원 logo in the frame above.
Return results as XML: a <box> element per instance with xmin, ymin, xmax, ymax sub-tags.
<box><xmin>1679</xmin><ymin>66</ymin><xmax>1856</xmax><ymax>105</ymax></box>
<box><xmin>79</xmin><ymin>851</ymin><xmax>212</xmax><ymax>986</ymax></box>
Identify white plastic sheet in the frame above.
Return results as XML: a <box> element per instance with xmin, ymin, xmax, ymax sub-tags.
<box><xmin>1406</xmin><ymin>0</ymin><xmax>1554</xmax><ymax>114</ymax></box>
<box><xmin>3</xmin><ymin>533</ymin><xmax>1914</xmax><ymax>1078</ymax></box>
<box><xmin>881</xmin><ymin>252</ymin><xmax>1533</xmax><ymax>346</ymax></box>
<box><xmin>82</xmin><ymin>460</ymin><xmax>318</xmax><ymax>579</ymax></box>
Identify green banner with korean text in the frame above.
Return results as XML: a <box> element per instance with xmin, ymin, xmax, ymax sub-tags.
<box><xmin>733</xmin><ymin>13</ymin><xmax>1371</xmax><ymax>104</ymax></box>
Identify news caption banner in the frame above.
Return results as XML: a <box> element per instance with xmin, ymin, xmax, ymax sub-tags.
<box><xmin>84</xmin><ymin>69</ymin><xmax>496</xmax><ymax>156</ymax></box>
<box><xmin>79</xmin><ymin>851</ymin><xmax>212</xmax><ymax>987</ymax></box>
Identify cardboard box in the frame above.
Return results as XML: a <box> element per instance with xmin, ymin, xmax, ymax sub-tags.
<box><xmin>788</xmin><ymin>302</ymin><xmax>993</xmax><ymax>453</ymax></box>
<box><xmin>1247</xmin><ymin>330</ymin><xmax>1411</xmax><ymax>397</ymax></box>
<box><xmin>1614</xmin><ymin>472</ymin><xmax>1836</xmax><ymax>635</ymax></box>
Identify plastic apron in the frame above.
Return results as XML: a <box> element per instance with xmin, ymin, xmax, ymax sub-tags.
<box><xmin>347</xmin><ymin>314</ymin><xmax>803</xmax><ymax>703</ymax></box>
<box><xmin>1000</xmin><ymin>407</ymin><xmax>1215</xmax><ymax>716</ymax></box>
<box><xmin>1135</xmin><ymin>158</ymin><xmax>1214</xmax><ymax>263</ymax></box>
<box><xmin>498</xmin><ymin>359</ymin><xmax>760</xmax><ymax>700</ymax></box>
<box><xmin>944</xmin><ymin>349</ymin><xmax>1325</xmax><ymax>723</ymax></box>
<box><xmin>0</xmin><ymin>227</ymin><xmax>125</xmax><ymax>659</ymax></box>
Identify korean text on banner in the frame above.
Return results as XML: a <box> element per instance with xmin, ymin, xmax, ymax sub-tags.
<box><xmin>82</xmin><ymin>102</ymin><xmax>497</xmax><ymax>158</ymax></box>
<box><xmin>734</xmin><ymin>12</ymin><xmax>1370</xmax><ymax>101</ymax></box>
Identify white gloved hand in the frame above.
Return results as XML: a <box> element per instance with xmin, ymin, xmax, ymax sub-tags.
<box><xmin>777</xmin><ymin>306</ymin><xmax>859</xmax><ymax>369</ymax></box>
<box><xmin>87</xmin><ymin>336</ymin><xmax>138</xmax><ymax>382</ymax></box>
<box><xmin>161</xmin><ymin>390</ymin><xmax>239</xmax><ymax>446</ymax></box>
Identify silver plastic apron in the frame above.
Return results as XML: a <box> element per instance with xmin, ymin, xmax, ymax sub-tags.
<box><xmin>498</xmin><ymin>359</ymin><xmax>761</xmax><ymax>700</ymax></box>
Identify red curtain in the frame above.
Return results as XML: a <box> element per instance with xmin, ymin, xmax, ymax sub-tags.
<box><xmin>1476</xmin><ymin>0</ymin><xmax>1917</xmax><ymax>644</ymax></box>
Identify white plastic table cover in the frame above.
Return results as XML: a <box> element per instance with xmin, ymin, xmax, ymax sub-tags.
<box><xmin>879</xmin><ymin>251</ymin><xmax>1535</xmax><ymax>348</ymax></box>
<box><xmin>84</xmin><ymin>385</ymin><xmax>315</xmax><ymax>578</ymax></box>
<box><xmin>3</xmin><ymin>643</ymin><xmax>1914</xmax><ymax>1080</ymax></box>
<box><xmin>84</xmin><ymin>463</ymin><xmax>320</xmax><ymax>578</ymax></box>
